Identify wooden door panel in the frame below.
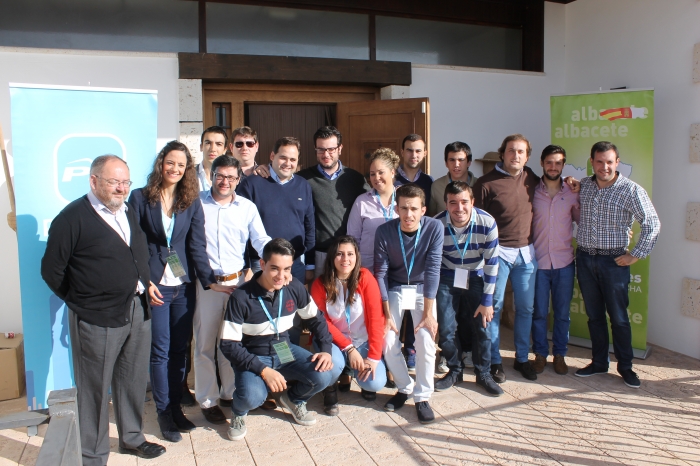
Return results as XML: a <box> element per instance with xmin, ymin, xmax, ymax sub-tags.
<box><xmin>337</xmin><ymin>98</ymin><xmax>430</xmax><ymax>176</ymax></box>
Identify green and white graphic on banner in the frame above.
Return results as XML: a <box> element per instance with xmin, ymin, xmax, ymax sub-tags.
<box><xmin>550</xmin><ymin>89</ymin><xmax>654</xmax><ymax>351</ymax></box>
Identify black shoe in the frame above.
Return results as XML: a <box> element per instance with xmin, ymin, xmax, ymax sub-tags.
<box><xmin>323</xmin><ymin>384</ymin><xmax>339</xmax><ymax>416</ymax></box>
<box><xmin>180</xmin><ymin>385</ymin><xmax>196</xmax><ymax>407</ymax></box>
<box><xmin>385</xmin><ymin>379</ymin><xmax>397</xmax><ymax>389</ymax></box>
<box><xmin>619</xmin><ymin>368</ymin><xmax>641</xmax><ymax>388</ymax></box>
<box><xmin>361</xmin><ymin>389</ymin><xmax>376</xmax><ymax>401</ymax></box>
<box><xmin>157</xmin><ymin>411</ymin><xmax>182</xmax><ymax>442</ymax></box>
<box><xmin>201</xmin><ymin>405</ymin><xmax>228</xmax><ymax>424</ymax></box>
<box><xmin>119</xmin><ymin>441</ymin><xmax>166</xmax><ymax>459</ymax></box>
<box><xmin>384</xmin><ymin>392</ymin><xmax>408</xmax><ymax>412</ymax></box>
<box><xmin>575</xmin><ymin>363</ymin><xmax>608</xmax><ymax>377</ymax></box>
<box><xmin>171</xmin><ymin>406</ymin><xmax>196</xmax><ymax>432</ymax></box>
<box><xmin>490</xmin><ymin>364</ymin><xmax>506</xmax><ymax>384</ymax></box>
<box><xmin>434</xmin><ymin>369</ymin><xmax>463</xmax><ymax>392</ymax></box>
<box><xmin>415</xmin><ymin>401</ymin><xmax>435</xmax><ymax>424</ymax></box>
<box><xmin>513</xmin><ymin>361</ymin><xmax>538</xmax><ymax>381</ymax></box>
<box><xmin>219</xmin><ymin>398</ymin><xmax>232</xmax><ymax>408</ymax></box>
<box><xmin>476</xmin><ymin>373</ymin><xmax>504</xmax><ymax>397</ymax></box>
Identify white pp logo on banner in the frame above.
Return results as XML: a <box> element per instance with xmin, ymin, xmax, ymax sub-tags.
<box><xmin>52</xmin><ymin>133</ymin><xmax>127</xmax><ymax>204</ymax></box>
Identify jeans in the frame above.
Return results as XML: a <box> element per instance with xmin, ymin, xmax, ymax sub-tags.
<box><xmin>436</xmin><ymin>274</ymin><xmax>492</xmax><ymax>376</ymax></box>
<box><xmin>150</xmin><ymin>282</ymin><xmax>196</xmax><ymax>413</ymax></box>
<box><xmin>576</xmin><ymin>251</ymin><xmax>633</xmax><ymax>371</ymax></box>
<box><xmin>532</xmin><ymin>261</ymin><xmax>575</xmax><ymax>357</ymax></box>
<box><xmin>491</xmin><ymin>252</ymin><xmax>537</xmax><ymax>364</ymax></box>
<box><xmin>328</xmin><ymin>342</ymin><xmax>387</xmax><ymax>392</ymax></box>
<box><xmin>231</xmin><ymin>343</ymin><xmax>333</xmax><ymax>416</ymax></box>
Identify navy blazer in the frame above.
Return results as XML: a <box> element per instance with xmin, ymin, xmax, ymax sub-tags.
<box><xmin>128</xmin><ymin>188</ymin><xmax>216</xmax><ymax>288</ymax></box>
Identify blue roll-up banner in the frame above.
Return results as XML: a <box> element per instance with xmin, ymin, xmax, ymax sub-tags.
<box><xmin>10</xmin><ymin>84</ymin><xmax>157</xmax><ymax>409</ymax></box>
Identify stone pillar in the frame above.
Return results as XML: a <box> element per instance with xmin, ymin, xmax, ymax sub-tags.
<box><xmin>178</xmin><ymin>79</ymin><xmax>203</xmax><ymax>164</ymax></box>
<box><xmin>380</xmin><ymin>85</ymin><xmax>410</xmax><ymax>100</ymax></box>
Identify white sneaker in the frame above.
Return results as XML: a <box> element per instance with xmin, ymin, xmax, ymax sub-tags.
<box><xmin>280</xmin><ymin>392</ymin><xmax>317</xmax><ymax>426</ymax></box>
<box><xmin>437</xmin><ymin>356</ymin><xmax>449</xmax><ymax>374</ymax></box>
<box><xmin>462</xmin><ymin>351</ymin><xmax>474</xmax><ymax>368</ymax></box>
<box><xmin>227</xmin><ymin>415</ymin><xmax>247</xmax><ymax>441</ymax></box>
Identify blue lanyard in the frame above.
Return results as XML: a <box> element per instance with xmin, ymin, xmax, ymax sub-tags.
<box><xmin>257</xmin><ymin>289</ymin><xmax>284</xmax><ymax>339</ymax></box>
<box><xmin>448</xmin><ymin>217</ymin><xmax>474</xmax><ymax>265</ymax></box>
<box><xmin>164</xmin><ymin>212</ymin><xmax>176</xmax><ymax>250</ymax></box>
<box><xmin>343</xmin><ymin>288</ymin><xmax>352</xmax><ymax>329</ymax></box>
<box><xmin>398</xmin><ymin>221</ymin><xmax>422</xmax><ymax>285</ymax></box>
<box><xmin>374</xmin><ymin>189</ymin><xmax>395</xmax><ymax>222</ymax></box>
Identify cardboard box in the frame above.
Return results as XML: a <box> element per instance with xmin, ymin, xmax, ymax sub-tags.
<box><xmin>0</xmin><ymin>334</ymin><xmax>25</xmax><ymax>401</ymax></box>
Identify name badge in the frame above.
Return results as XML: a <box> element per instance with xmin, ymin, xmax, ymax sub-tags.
<box><xmin>454</xmin><ymin>268</ymin><xmax>470</xmax><ymax>290</ymax></box>
<box><xmin>272</xmin><ymin>340</ymin><xmax>296</xmax><ymax>364</ymax></box>
<box><xmin>400</xmin><ymin>285</ymin><xmax>418</xmax><ymax>310</ymax></box>
<box><xmin>166</xmin><ymin>250</ymin><xmax>187</xmax><ymax>278</ymax></box>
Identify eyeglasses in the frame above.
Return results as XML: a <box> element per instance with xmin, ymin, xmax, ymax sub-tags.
<box><xmin>96</xmin><ymin>176</ymin><xmax>132</xmax><ymax>187</ymax></box>
<box><xmin>214</xmin><ymin>173</ymin><xmax>239</xmax><ymax>183</ymax></box>
<box><xmin>234</xmin><ymin>141</ymin><xmax>256</xmax><ymax>148</ymax></box>
<box><xmin>315</xmin><ymin>146</ymin><xmax>339</xmax><ymax>154</ymax></box>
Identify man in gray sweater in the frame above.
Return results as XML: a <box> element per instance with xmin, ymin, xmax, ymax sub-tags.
<box><xmin>374</xmin><ymin>184</ymin><xmax>444</xmax><ymax>424</ymax></box>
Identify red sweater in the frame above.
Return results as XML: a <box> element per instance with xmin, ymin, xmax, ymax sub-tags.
<box><xmin>310</xmin><ymin>268</ymin><xmax>386</xmax><ymax>361</ymax></box>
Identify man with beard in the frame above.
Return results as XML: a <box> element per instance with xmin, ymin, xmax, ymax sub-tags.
<box><xmin>531</xmin><ymin>145</ymin><xmax>580</xmax><ymax>376</ymax></box>
<box><xmin>299</xmin><ymin>126</ymin><xmax>370</xmax><ymax>280</ymax></box>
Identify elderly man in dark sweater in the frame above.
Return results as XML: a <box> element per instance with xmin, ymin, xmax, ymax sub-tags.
<box><xmin>41</xmin><ymin>155</ymin><xmax>165</xmax><ymax>465</ymax></box>
<box><xmin>299</xmin><ymin>126</ymin><xmax>369</xmax><ymax>281</ymax></box>
<box><xmin>374</xmin><ymin>184</ymin><xmax>443</xmax><ymax>424</ymax></box>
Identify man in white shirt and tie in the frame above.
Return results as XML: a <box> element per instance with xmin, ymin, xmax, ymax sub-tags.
<box><xmin>194</xmin><ymin>155</ymin><xmax>271</xmax><ymax>424</ymax></box>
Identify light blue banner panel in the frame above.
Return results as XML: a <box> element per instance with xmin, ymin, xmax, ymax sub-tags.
<box><xmin>10</xmin><ymin>84</ymin><xmax>157</xmax><ymax>409</ymax></box>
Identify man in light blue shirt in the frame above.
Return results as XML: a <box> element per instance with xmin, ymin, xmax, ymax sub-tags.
<box><xmin>194</xmin><ymin>155</ymin><xmax>271</xmax><ymax>424</ymax></box>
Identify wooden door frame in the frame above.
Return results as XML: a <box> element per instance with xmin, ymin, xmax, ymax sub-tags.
<box><xmin>202</xmin><ymin>83</ymin><xmax>381</xmax><ymax>137</ymax></box>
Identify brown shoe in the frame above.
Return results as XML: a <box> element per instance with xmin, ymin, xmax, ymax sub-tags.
<box><xmin>532</xmin><ymin>354</ymin><xmax>547</xmax><ymax>374</ymax></box>
<box><xmin>553</xmin><ymin>355</ymin><xmax>568</xmax><ymax>375</ymax></box>
<box><xmin>260</xmin><ymin>394</ymin><xmax>277</xmax><ymax>410</ymax></box>
<box><xmin>201</xmin><ymin>406</ymin><xmax>227</xmax><ymax>424</ymax></box>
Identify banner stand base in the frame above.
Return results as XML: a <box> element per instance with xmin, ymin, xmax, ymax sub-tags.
<box><xmin>548</xmin><ymin>333</ymin><xmax>653</xmax><ymax>360</ymax></box>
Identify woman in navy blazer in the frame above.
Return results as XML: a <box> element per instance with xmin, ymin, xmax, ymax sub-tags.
<box><xmin>129</xmin><ymin>140</ymin><xmax>233</xmax><ymax>442</ymax></box>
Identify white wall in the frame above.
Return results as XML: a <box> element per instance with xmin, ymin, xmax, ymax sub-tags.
<box><xmin>415</xmin><ymin>2</ymin><xmax>567</xmax><ymax>179</ymax></box>
<box><xmin>0</xmin><ymin>47</ymin><xmax>179</xmax><ymax>333</ymax></box>
<box><xmin>564</xmin><ymin>0</ymin><xmax>700</xmax><ymax>358</ymax></box>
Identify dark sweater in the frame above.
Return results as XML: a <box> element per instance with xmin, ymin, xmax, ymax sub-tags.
<box><xmin>373</xmin><ymin>216</ymin><xmax>444</xmax><ymax>301</ymax></box>
<box><xmin>298</xmin><ymin>165</ymin><xmax>370</xmax><ymax>259</ymax></box>
<box><xmin>473</xmin><ymin>165</ymin><xmax>539</xmax><ymax>248</ymax></box>
<box><xmin>395</xmin><ymin>170</ymin><xmax>434</xmax><ymax>208</ymax></box>
<box><xmin>41</xmin><ymin>196</ymin><xmax>151</xmax><ymax>327</ymax></box>
<box><xmin>220</xmin><ymin>273</ymin><xmax>333</xmax><ymax>375</ymax></box>
<box><xmin>237</xmin><ymin>174</ymin><xmax>315</xmax><ymax>259</ymax></box>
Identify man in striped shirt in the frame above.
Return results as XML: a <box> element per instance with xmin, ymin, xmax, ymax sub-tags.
<box><xmin>434</xmin><ymin>181</ymin><xmax>502</xmax><ymax>396</ymax></box>
<box><xmin>575</xmin><ymin>141</ymin><xmax>659</xmax><ymax>388</ymax></box>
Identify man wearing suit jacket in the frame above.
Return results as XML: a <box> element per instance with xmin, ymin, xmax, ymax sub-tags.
<box><xmin>41</xmin><ymin>155</ymin><xmax>165</xmax><ymax>465</ymax></box>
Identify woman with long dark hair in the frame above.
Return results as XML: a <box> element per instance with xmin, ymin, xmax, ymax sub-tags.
<box><xmin>310</xmin><ymin>236</ymin><xmax>387</xmax><ymax>416</ymax></box>
<box><xmin>129</xmin><ymin>140</ymin><xmax>233</xmax><ymax>442</ymax></box>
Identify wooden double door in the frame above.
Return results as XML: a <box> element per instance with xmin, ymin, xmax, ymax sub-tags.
<box><xmin>203</xmin><ymin>83</ymin><xmax>430</xmax><ymax>177</ymax></box>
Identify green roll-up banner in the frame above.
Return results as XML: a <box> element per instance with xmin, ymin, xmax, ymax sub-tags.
<box><xmin>550</xmin><ymin>89</ymin><xmax>654</xmax><ymax>354</ymax></box>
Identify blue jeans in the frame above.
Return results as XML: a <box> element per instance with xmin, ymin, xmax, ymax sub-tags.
<box><xmin>150</xmin><ymin>282</ymin><xmax>196</xmax><ymax>413</ymax></box>
<box><xmin>532</xmin><ymin>261</ymin><xmax>575</xmax><ymax>357</ymax></box>
<box><xmin>328</xmin><ymin>342</ymin><xmax>387</xmax><ymax>392</ymax></box>
<box><xmin>491</xmin><ymin>252</ymin><xmax>537</xmax><ymax>364</ymax></box>
<box><xmin>436</xmin><ymin>274</ymin><xmax>492</xmax><ymax>375</ymax></box>
<box><xmin>576</xmin><ymin>251</ymin><xmax>633</xmax><ymax>371</ymax></box>
<box><xmin>231</xmin><ymin>343</ymin><xmax>333</xmax><ymax>416</ymax></box>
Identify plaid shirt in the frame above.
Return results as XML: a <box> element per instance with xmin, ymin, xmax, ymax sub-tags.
<box><xmin>577</xmin><ymin>173</ymin><xmax>660</xmax><ymax>258</ymax></box>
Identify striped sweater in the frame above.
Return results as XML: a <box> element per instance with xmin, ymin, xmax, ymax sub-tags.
<box><xmin>434</xmin><ymin>208</ymin><xmax>499</xmax><ymax>306</ymax></box>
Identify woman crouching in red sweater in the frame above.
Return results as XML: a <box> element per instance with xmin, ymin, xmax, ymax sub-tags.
<box><xmin>310</xmin><ymin>236</ymin><xmax>387</xmax><ymax>416</ymax></box>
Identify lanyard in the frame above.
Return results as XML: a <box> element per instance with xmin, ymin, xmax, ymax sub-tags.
<box><xmin>343</xmin><ymin>288</ymin><xmax>352</xmax><ymax>329</ymax></box>
<box><xmin>374</xmin><ymin>189</ymin><xmax>395</xmax><ymax>222</ymax></box>
<box><xmin>448</xmin><ymin>216</ymin><xmax>474</xmax><ymax>265</ymax></box>
<box><xmin>164</xmin><ymin>213</ymin><xmax>176</xmax><ymax>250</ymax></box>
<box><xmin>257</xmin><ymin>289</ymin><xmax>284</xmax><ymax>339</ymax></box>
<box><xmin>398</xmin><ymin>221</ymin><xmax>422</xmax><ymax>285</ymax></box>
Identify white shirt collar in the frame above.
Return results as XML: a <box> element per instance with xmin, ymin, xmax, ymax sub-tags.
<box><xmin>87</xmin><ymin>190</ymin><xmax>128</xmax><ymax>215</ymax></box>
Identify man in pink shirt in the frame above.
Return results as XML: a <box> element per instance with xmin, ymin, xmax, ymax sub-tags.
<box><xmin>531</xmin><ymin>145</ymin><xmax>580</xmax><ymax>375</ymax></box>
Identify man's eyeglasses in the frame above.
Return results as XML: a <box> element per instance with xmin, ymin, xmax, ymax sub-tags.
<box><xmin>96</xmin><ymin>176</ymin><xmax>132</xmax><ymax>188</ymax></box>
<box><xmin>234</xmin><ymin>141</ymin><xmax>256</xmax><ymax>148</ymax></box>
<box><xmin>315</xmin><ymin>146</ymin><xmax>339</xmax><ymax>154</ymax></box>
<box><xmin>214</xmin><ymin>173</ymin><xmax>239</xmax><ymax>183</ymax></box>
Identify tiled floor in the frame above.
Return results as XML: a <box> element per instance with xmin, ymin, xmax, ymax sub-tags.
<box><xmin>1</xmin><ymin>327</ymin><xmax>699</xmax><ymax>465</ymax></box>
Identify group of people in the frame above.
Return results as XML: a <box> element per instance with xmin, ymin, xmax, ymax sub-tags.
<box><xmin>40</xmin><ymin>123</ymin><xmax>660</xmax><ymax>465</ymax></box>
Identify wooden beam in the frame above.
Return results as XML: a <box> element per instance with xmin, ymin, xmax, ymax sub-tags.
<box><xmin>521</xmin><ymin>0</ymin><xmax>544</xmax><ymax>72</ymax></box>
<box><xmin>198</xmin><ymin>0</ymin><xmax>207</xmax><ymax>53</ymax></box>
<box><xmin>179</xmin><ymin>53</ymin><xmax>411</xmax><ymax>86</ymax></box>
<box><xmin>193</xmin><ymin>0</ymin><xmax>525</xmax><ymax>28</ymax></box>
